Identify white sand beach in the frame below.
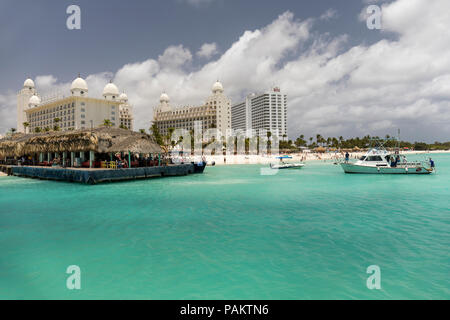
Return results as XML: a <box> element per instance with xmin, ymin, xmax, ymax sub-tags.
<box><xmin>203</xmin><ymin>150</ymin><xmax>450</xmax><ymax>166</ymax></box>
<box><xmin>0</xmin><ymin>172</ymin><xmax>7</xmax><ymax>177</ymax></box>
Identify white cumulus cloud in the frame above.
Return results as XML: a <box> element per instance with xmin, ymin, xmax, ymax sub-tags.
<box><xmin>1</xmin><ymin>0</ymin><xmax>449</xmax><ymax>141</ymax></box>
<box><xmin>197</xmin><ymin>43</ymin><xmax>219</xmax><ymax>59</ymax></box>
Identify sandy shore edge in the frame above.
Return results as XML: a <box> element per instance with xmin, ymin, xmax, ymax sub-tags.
<box><xmin>203</xmin><ymin>150</ymin><xmax>450</xmax><ymax>166</ymax></box>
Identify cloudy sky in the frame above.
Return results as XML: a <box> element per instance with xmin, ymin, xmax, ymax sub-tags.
<box><xmin>0</xmin><ymin>0</ymin><xmax>449</xmax><ymax>142</ymax></box>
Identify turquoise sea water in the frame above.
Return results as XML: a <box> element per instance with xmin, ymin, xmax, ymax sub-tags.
<box><xmin>0</xmin><ymin>154</ymin><xmax>449</xmax><ymax>300</ymax></box>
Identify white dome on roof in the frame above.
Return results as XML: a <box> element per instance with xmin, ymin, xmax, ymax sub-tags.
<box><xmin>71</xmin><ymin>77</ymin><xmax>88</xmax><ymax>93</ymax></box>
<box><xmin>119</xmin><ymin>92</ymin><xmax>128</xmax><ymax>102</ymax></box>
<box><xmin>29</xmin><ymin>94</ymin><xmax>41</xmax><ymax>106</ymax></box>
<box><xmin>160</xmin><ymin>92</ymin><xmax>170</xmax><ymax>103</ymax></box>
<box><xmin>24</xmin><ymin>78</ymin><xmax>35</xmax><ymax>88</ymax></box>
<box><xmin>212</xmin><ymin>81</ymin><xmax>224</xmax><ymax>93</ymax></box>
<box><xmin>103</xmin><ymin>82</ymin><xmax>120</xmax><ymax>97</ymax></box>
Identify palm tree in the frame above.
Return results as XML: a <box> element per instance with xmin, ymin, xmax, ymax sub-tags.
<box><xmin>10</xmin><ymin>128</ymin><xmax>16</xmax><ymax>133</ymax></box>
<box><xmin>316</xmin><ymin>134</ymin><xmax>323</xmax><ymax>146</ymax></box>
<box><xmin>53</xmin><ymin>118</ymin><xmax>61</xmax><ymax>131</ymax></box>
<box><xmin>23</xmin><ymin>122</ymin><xmax>30</xmax><ymax>134</ymax></box>
<box><xmin>34</xmin><ymin>127</ymin><xmax>42</xmax><ymax>133</ymax></box>
<box><xmin>44</xmin><ymin>127</ymin><xmax>51</xmax><ymax>132</ymax></box>
<box><xmin>166</xmin><ymin>127</ymin><xmax>175</xmax><ymax>149</ymax></box>
<box><xmin>103</xmin><ymin>119</ymin><xmax>112</xmax><ymax>127</ymax></box>
<box><xmin>150</xmin><ymin>123</ymin><xmax>164</xmax><ymax>146</ymax></box>
<box><xmin>139</xmin><ymin>129</ymin><xmax>146</xmax><ymax>134</ymax></box>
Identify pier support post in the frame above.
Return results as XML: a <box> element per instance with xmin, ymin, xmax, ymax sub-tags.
<box><xmin>63</xmin><ymin>152</ymin><xmax>67</xmax><ymax>167</ymax></box>
<box><xmin>39</xmin><ymin>153</ymin><xmax>43</xmax><ymax>163</ymax></box>
<box><xmin>71</xmin><ymin>152</ymin><xmax>75</xmax><ymax>167</ymax></box>
<box><xmin>128</xmin><ymin>151</ymin><xmax>131</xmax><ymax>169</ymax></box>
<box><xmin>89</xmin><ymin>151</ymin><xmax>94</xmax><ymax>168</ymax></box>
<box><xmin>48</xmin><ymin>153</ymin><xmax>51</xmax><ymax>162</ymax></box>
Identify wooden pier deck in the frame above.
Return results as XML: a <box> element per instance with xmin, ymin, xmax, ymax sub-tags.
<box><xmin>0</xmin><ymin>164</ymin><xmax>196</xmax><ymax>185</ymax></box>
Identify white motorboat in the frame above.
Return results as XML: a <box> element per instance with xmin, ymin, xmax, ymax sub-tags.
<box><xmin>340</xmin><ymin>140</ymin><xmax>435</xmax><ymax>175</ymax></box>
<box><xmin>270</xmin><ymin>156</ymin><xmax>305</xmax><ymax>170</ymax></box>
<box><xmin>270</xmin><ymin>163</ymin><xmax>305</xmax><ymax>170</ymax></box>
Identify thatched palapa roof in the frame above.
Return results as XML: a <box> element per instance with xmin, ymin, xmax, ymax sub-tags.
<box><xmin>0</xmin><ymin>127</ymin><xmax>162</xmax><ymax>158</ymax></box>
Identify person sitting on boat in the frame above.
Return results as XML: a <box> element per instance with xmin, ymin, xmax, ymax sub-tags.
<box><xmin>430</xmin><ymin>158</ymin><xmax>435</xmax><ymax>168</ymax></box>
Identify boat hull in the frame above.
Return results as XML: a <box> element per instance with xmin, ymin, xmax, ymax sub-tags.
<box><xmin>271</xmin><ymin>164</ymin><xmax>305</xmax><ymax>170</ymax></box>
<box><xmin>341</xmin><ymin>163</ymin><xmax>433</xmax><ymax>174</ymax></box>
<box><xmin>192</xmin><ymin>162</ymin><xmax>207</xmax><ymax>174</ymax></box>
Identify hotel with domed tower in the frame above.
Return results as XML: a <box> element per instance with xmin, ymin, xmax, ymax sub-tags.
<box><xmin>153</xmin><ymin>81</ymin><xmax>231</xmax><ymax>136</ymax></box>
<box><xmin>16</xmin><ymin>76</ymin><xmax>133</xmax><ymax>133</ymax></box>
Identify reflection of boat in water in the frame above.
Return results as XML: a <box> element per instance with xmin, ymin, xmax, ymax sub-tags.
<box><xmin>270</xmin><ymin>156</ymin><xmax>305</xmax><ymax>170</ymax></box>
<box><xmin>340</xmin><ymin>139</ymin><xmax>435</xmax><ymax>175</ymax></box>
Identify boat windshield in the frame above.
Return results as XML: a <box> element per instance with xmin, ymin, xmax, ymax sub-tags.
<box><xmin>366</xmin><ymin>156</ymin><xmax>384</xmax><ymax>162</ymax></box>
<box><xmin>359</xmin><ymin>156</ymin><xmax>366</xmax><ymax>161</ymax></box>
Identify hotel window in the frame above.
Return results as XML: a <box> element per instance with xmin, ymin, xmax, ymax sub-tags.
<box><xmin>81</xmin><ymin>114</ymin><xmax>85</xmax><ymax>119</ymax></box>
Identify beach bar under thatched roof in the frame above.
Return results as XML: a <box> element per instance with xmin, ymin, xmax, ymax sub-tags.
<box><xmin>0</xmin><ymin>127</ymin><xmax>162</xmax><ymax>159</ymax></box>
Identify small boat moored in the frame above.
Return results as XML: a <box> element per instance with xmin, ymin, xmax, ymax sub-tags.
<box><xmin>270</xmin><ymin>156</ymin><xmax>305</xmax><ymax>170</ymax></box>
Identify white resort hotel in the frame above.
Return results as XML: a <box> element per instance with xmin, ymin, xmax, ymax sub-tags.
<box><xmin>17</xmin><ymin>76</ymin><xmax>133</xmax><ymax>133</ymax></box>
<box><xmin>153</xmin><ymin>81</ymin><xmax>231</xmax><ymax>136</ymax></box>
<box><xmin>232</xmin><ymin>87</ymin><xmax>288</xmax><ymax>139</ymax></box>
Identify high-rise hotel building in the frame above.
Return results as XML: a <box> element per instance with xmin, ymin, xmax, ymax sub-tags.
<box><xmin>232</xmin><ymin>87</ymin><xmax>287</xmax><ymax>138</ymax></box>
<box><xmin>17</xmin><ymin>77</ymin><xmax>133</xmax><ymax>133</ymax></box>
<box><xmin>153</xmin><ymin>81</ymin><xmax>231</xmax><ymax>136</ymax></box>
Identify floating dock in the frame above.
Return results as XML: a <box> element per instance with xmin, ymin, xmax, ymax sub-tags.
<box><xmin>1</xmin><ymin>164</ymin><xmax>196</xmax><ymax>185</ymax></box>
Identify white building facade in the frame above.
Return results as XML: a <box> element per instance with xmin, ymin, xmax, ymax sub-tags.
<box><xmin>231</xmin><ymin>87</ymin><xmax>287</xmax><ymax>139</ymax></box>
<box><xmin>153</xmin><ymin>81</ymin><xmax>231</xmax><ymax>136</ymax></box>
<box><xmin>16</xmin><ymin>77</ymin><xmax>133</xmax><ymax>133</ymax></box>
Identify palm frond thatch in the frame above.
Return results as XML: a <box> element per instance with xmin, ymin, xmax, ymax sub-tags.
<box><xmin>0</xmin><ymin>127</ymin><xmax>162</xmax><ymax>158</ymax></box>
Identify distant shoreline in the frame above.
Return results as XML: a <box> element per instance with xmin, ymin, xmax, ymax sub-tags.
<box><xmin>202</xmin><ymin>150</ymin><xmax>450</xmax><ymax>166</ymax></box>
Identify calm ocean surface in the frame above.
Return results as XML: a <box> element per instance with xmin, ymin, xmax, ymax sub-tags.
<box><xmin>0</xmin><ymin>154</ymin><xmax>449</xmax><ymax>300</ymax></box>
